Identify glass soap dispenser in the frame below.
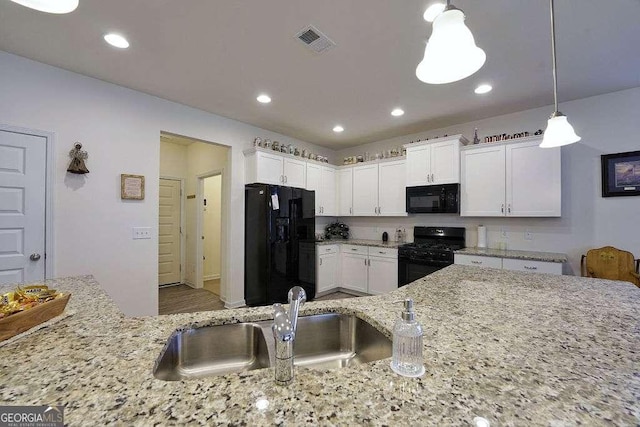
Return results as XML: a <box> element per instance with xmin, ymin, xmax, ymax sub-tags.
<box><xmin>391</xmin><ymin>298</ymin><xmax>425</xmax><ymax>377</ymax></box>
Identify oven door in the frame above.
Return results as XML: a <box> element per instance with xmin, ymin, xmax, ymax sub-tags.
<box><xmin>398</xmin><ymin>257</ymin><xmax>450</xmax><ymax>286</ymax></box>
<box><xmin>405</xmin><ymin>184</ymin><xmax>459</xmax><ymax>214</ymax></box>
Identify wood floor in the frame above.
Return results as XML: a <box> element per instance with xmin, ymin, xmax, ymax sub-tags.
<box><xmin>159</xmin><ymin>285</ymin><xmax>357</xmax><ymax>315</ymax></box>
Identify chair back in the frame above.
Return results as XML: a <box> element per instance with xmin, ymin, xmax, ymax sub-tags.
<box><xmin>581</xmin><ymin>246</ymin><xmax>640</xmax><ymax>286</ymax></box>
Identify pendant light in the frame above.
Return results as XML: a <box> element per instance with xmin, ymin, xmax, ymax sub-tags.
<box><xmin>10</xmin><ymin>0</ymin><xmax>78</xmax><ymax>14</ymax></box>
<box><xmin>540</xmin><ymin>0</ymin><xmax>580</xmax><ymax>148</ymax></box>
<box><xmin>416</xmin><ymin>1</ymin><xmax>486</xmax><ymax>85</ymax></box>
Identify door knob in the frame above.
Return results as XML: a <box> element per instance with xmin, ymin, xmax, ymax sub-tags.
<box><xmin>30</xmin><ymin>253</ymin><xmax>41</xmax><ymax>261</ymax></box>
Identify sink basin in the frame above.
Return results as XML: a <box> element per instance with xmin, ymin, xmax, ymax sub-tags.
<box><xmin>154</xmin><ymin>323</ymin><xmax>271</xmax><ymax>381</ymax></box>
<box><xmin>153</xmin><ymin>314</ymin><xmax>391</xmax><ymax>381</ymax></box>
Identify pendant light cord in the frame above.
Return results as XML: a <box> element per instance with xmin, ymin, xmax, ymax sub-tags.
<box><xmin>550</xmin><ymin>0</ymin><xmax>559</xmax><ymax>113</ymax></box>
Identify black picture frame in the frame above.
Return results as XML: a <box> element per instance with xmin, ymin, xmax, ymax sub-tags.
<box><xmin>601</xmin><ymin>150</ymin><xmax>640</xmax><ymax>197</ymax></box>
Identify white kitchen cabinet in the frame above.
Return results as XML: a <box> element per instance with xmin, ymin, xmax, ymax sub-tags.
<box><xmin>306</xmin><ymin>163</ymin><xmax>336</xmax><ymax>216</ymax></box>
<box><xmin>316</xmin><ymin>244</ymin><xmax>339</xmax><ymax>293</ymax></box>
<box><xmin>460</xmin><ymin>145</ymin><xmax>505</xmax><ymax>216</ymax></box>
<box><xmin>337</xmin><ymin>167</ymin><xmax>353</xmax><ymax>216</ymax></box>
<box><xmin>244</xmin><ymin>148</ymin><xmax>307</xmax><ymax>189</ymax></box>
<box><xmin>461</xmin><ymin>137</ymin><xmax>561</xmax><ymax>217</ymax></box>
<box><xmin>506</xmin><ymin>141</ymin><xmax>561</xmax><ymax>217</ymax></box>
<box><xmin>502</xmin><ymin>258</ymin><xmax>562</xmax><ymax>275</ymax></box>
<box><xmin>352</xmin><ymin>163</ymin><xmax>379</xmax><ymax>216</ymax></box>
<box><xmin>352</xmin><ymin>160</ymin><xmax>407</xmax><ymax>217</ymax></box>
<box><xmin>454</xmin><ymin>253</ymin><xmax>563</xmax><ymax>275</ymax></box>
<box><xmin>378</xmin><ymin>160</ymin><xmax>406</xmax><ymax>216</ymax></box>
<box><xmin>367</xmin><ymin>248</ymin><xmax>398</xmax><ymax>295</ymax></box>
<box><xmin>341</xmin><ymin>251</ymin><xmax>368</xmax><ymax>293</ymax></box>
<box><xmin>454</xmin><ymin>254</ymin><xmax>503</xmax><ymax>269</ymax></box>
<box><xmin>405</xmin><ymin>135</ymin><xmax>467</xmax><ymax>186</ymax></box>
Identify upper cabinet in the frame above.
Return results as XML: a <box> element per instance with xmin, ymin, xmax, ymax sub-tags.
<box><xmin>352</xmin><ymin>159</ymin><xmax>407</xmax><ymax>216</ymax></box>
<box><xmin>337</xmin><ymin>168</ymin><xmax>353</xmax><ymax>216</ymax></box>
<box><xmin>306</xmin><ymin>163</ymin><xmax>337</xmax><ymax>216</ymax></box>
<box><xmin>405</xmin><ymin>135</ymin><xmax>468</xmax><ymax>186</ymax></box>
<box><xmin>460</xmin><ymin>137</ymin><xmax>561</xmax><ymax>217</ymax></box>
<box><xmin>245</xmin><ymin>148</ymin><xmax>307</xmax><ymax>188</ymax></box>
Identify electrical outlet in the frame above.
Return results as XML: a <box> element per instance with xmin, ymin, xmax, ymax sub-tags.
<box><xmin>132</xmin><ymin>227</ymin><xmax>152</xmax><ymax>240</ymax></box>
<box><xmin>500</xmin><ymin>227</ymin><xmax>508</xmax><ymax>239</ymax></box>
<box><xmin>525</xmin><ymin>230</ymin><xmax>534</xmax><ymax>241</ymax></box>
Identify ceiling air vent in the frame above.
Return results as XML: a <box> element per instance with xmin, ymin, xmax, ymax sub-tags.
<box><xmin>296</xmin><ymin>25</ymin><xmax>335</xmax><ymax>53</ymax></box>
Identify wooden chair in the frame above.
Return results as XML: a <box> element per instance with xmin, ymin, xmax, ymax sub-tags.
<box><xmin>581</xmin><ymin>246</ymin><xmax>640</xmax><ymax>287</ymax></box>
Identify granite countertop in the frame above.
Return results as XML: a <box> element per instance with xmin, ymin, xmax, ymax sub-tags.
<box><xmin>316</xmin><ymin>239</ymin><xmax>404</xmax><ymax>248</ymax></box>
<box><xmin>1</xmin><ymin>267</ymin><xmax>639</xmax><ymax>425</ymax></box>
<box><xmin>455</xmin><ymin>247</ymin><xmax>568</xmax><ymax>263</ymax></box>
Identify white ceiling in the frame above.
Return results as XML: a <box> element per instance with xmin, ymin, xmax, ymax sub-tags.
<box><xmin>1</xmin><ymin>0</ymin><xmax>639</xmax><ymax>149</ymax></box>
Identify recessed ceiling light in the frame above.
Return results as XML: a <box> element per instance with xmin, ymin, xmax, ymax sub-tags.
<box><xmin>423</xmin><ymin>3</ymin><xmax>446</xmax><ymax>22</ymax></box>
<box><xmin>333</xmin><ymin>125</ymin><xmax>344</xmax><ymax>133</ymax></box>
<box><xmin>104</xmin><ymin>33</ymin><xmax>130</xmax><ymax>49</ymax></box>
<box><xmin>10</xmin><ymin>0</ymin><xmax>78</xmax><ymax>14</ymax></box>
<box><xmin>391</xmin><ymin>108</ymin><xmax>405</xmax><ymax>117</ymax></box>
<box><xmin>256</xmin><ymin>94</ymin><xmax>272</xmax><ymax>104</ymax></box>
<box><xmin>474</xmin><ymin>84</ymin><xmax>493</xmax><ymax>94</ymax></box>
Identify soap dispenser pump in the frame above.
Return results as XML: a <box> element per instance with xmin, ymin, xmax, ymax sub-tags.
<box><xmin>391</xmin><ymin>298</ymin><xmax>425</xmax><ymax>377</ymax></box>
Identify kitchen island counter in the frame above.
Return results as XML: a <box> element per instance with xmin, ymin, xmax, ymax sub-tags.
<box><xmin>1</xmin><ymin>266</ymin><xmax>638</xmax><ymax>426</ymax></box>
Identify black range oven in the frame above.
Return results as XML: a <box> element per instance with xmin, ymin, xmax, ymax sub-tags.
<box><xmin>398</xmin><ymin>226</ymin><xmax>465</xmax><ymax>286</ymax></box>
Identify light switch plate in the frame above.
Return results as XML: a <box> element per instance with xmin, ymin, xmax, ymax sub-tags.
<box><xmin>132</xmin><ymin>227</ymin><xmax>152</xmax><ymax>239</ymax></box>
<box><xmin>524</xmin><ymin>230</ymin><xmax>534</xmax><ymax>241</ymax></box>
<box><xmin>500</xmin><ymin>227</ymin><xmax>508</xmax><ymax>239</ymax></box>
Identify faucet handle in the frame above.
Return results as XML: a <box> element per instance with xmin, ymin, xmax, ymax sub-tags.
<box><xmin>288</xmin><ymin>286</ymin><xmax>307</xmax><ymax>304</ymax></box>
<box><xmin>272</xmin><ymin>304</ymin><xmax>294</xmax><ymax>341</ymax></box>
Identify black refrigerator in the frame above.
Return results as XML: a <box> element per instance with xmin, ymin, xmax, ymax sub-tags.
<box><xmin>245</xmin><ymin>184</ymin><xmax>316</xmax><ymax>306</ymax></box>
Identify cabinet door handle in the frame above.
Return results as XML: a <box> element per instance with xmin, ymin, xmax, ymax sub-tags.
<box><xmin>524</xmin><ymin>266</ymin><xmax>537</xmax><ymax>270</ymax></box>
<box><xmin>471</xmin><ymin>260</ymin><xmax>482</xmax><ymax>265</ymax></box>
<box><xmin>349</xmin><ymin>207</ymin><xmax>352</xmax><ymax>214</ymax></box>
<box><xmin>431</xmin><ymin>173</ymin><xmax>434</xmax><ymax>182</ymax></box>
<box><xmin>379</xmin><ymin>251</ymin><xmax>385</xmax><ymax>254</ymax></box>
<box><xmin>351</xmin><ymin>248</ymin><xmax>358</xmax><ymax>251</ymax></box>
<box><xmin>284</xmin><ymin>175</ymin><xmax>288</xmax><ymax>183</ymax></box>
<box><xmin>508</xmin><ymin>204</ymin><xmax>511</xmax><ymax>214</ymax></box>
<box><xmin>501</xmin><ymin>204</ymin><xmax>504</xmax><ymax>213</ymax></box>
<box><xmin>378</xmin><ymin>206</ymin><xmax>381</xmax><ymax>215</ymax></box>
<box><xmin>364</xmin><ymin>259</ymin><xmax>367</xmax><ymax>266</ymax></box>
<box><xmin>427</xmin><ymin>174</ymin><xmax>431</xmax><ymax>183</ymax></box>
<box><xmin>319</xmin><ymin>258</ymin><xmax>323</xmax><ymax>265</ymax></box>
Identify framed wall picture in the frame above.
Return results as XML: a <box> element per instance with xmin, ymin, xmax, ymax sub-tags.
<box><xmin>601</xmin><ymin>150</ymin><xmax>640</xmax><ymax>197</ymax></box>
<box><xmin>121</xmin><ymin>174</ymin><xmax>145</xmax><ymax>200</ymax></box>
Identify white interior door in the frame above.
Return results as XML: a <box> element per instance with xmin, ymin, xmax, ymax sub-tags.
<box><xmin>0</xmin><ymin>130</ymin><xmax>46</xmax><ymax>285</ymax></box>
<box><xmin>158</xmin><ymin>178</ymin><xmax>181</xmax><ymax>285</ymax></box>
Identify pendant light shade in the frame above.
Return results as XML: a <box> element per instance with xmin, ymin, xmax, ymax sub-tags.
<box><xmin>416</xmin><ymin>6</ymin><xmax>486</xmax><ymax>85</ymax></box>
<box><xmin>540</xmin><ymin>113</ymin><xmax>581</xmax><ymax>148</ymax></box>
<box><xmin>540</xmin><ymin>0</ymin><xmax>580</xmax><ymax>148</ymax></box>
<box><xmin>10</xmin><ymin>0</ymin><xmax>78</xmax><ymax>14</ymax></box>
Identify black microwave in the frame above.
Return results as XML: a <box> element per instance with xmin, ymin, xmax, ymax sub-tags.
<box><xmin>406</xmin><ymin>184</ymin><xmax>460</xmax><ymax>214</ymax></box>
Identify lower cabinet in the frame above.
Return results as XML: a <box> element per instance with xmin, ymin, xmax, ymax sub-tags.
<box><xmin>316</xmin><ymin>244</ymin><xmax>399</xmax><ymax>295</ymax></box>
<box><xmin>316</xmin><ymin>245</ymin><xmax>339</xmax><ymax>293</ymax></box>
<box><xmin>454</xmin><ymin>254</ymin><xmax>562</xmax><ymax>275</ymax></box>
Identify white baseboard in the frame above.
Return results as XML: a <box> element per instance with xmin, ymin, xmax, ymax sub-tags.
<box><xmin>203</xmin><ymin>274</ymin><xmax>220</xmax><ymax>281</ymax></box>
<box><xmin>224</xmin><ymin>299</ymin><xmax>246</xmax><ymax>309</ymax></box>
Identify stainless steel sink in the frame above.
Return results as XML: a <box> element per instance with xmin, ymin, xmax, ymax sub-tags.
<box><xmin>153</xmin><ymin>323</ymin><xmax>271</xmax><ymax>381</ymax></box>
<box><xmin>153</xmin><ymin>313</ymin><xmax>391</xmax><ymax>381</ymax></box>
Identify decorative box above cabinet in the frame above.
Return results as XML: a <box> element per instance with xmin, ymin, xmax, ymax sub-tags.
<box><xmin>244</xmin><ymin>147</ymin><xmax>307</xmax><ymax>189</ymax></box>
<box><xmin>460</xmin><ymin>137</ymin><xmax>561</xmax><ymax>217</ymax></box>
<box><xmin>404</xmin><ymin>134</ymin><xmax>468</xmax><ymax>186</ymax></box>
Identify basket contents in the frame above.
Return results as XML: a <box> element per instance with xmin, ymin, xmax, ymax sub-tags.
<box><xmin>0</xmin><ymin>285</ymin><xmax>62</xmax><ymax>319</ymax></box>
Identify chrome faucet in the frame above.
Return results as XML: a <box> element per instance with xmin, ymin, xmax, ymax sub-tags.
<box><xmin>272</xmin><ymin>286</ymin><xmax>306</xmax><ymax>386</ymax></box>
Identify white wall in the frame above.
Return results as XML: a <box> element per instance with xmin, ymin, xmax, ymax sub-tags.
<box><xmin>0</xmin><ymin>51</ymin><xmax>332</xmax><ymax>316</ymax></box>
<box><xmin>203</xmin><ymin>175</ymin><xmax>222</xmax><ymax>282</ymax></box>
<box><xmin>159</xmin><ymin>140</ymin><xmax>188</xmax><ymax>180</ymax></box>
<box><xmin>336</xmin><ymin>87</ymin><xmax>640</xmax><ymax>275</ymax></box>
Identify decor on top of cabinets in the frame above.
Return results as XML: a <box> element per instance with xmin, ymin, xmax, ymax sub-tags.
<box><xmin>324</xmin><ymin>222</ymin><xmax>349</xmax><ymax>240</ymax></box>
<box><xmin>601</xmin><ymin>150</ymin><xmax>640</xmax><ymax>197</ymax></box>
<box><xmin>121</xmin><ymin>174</ymin><xmax>145</xmax><ymax>200</ymax></box>
<box><xmin>460</xmin><ymin>136</ymin><xmax>561</xmax><ymax>217</ymax></box>
<box><xmin>67</xmin><ymin>142</ymin><xmax>89</xmax><ymax>174</ymax></box>
<box><xmin>405</xmin><ymin>134</ymin><xmax>468</xmax><ymax>186</ymax></box>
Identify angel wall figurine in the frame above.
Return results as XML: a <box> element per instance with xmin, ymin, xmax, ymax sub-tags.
<box><xmin>67</xmin><ymin>142</ymin><xmax>89</xmax><ymax>174</ymax></box>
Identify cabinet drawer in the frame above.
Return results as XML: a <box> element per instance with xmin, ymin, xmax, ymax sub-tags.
<box><xmin>502</xmin><ymin>258</ymin><xmax>562</xmax><ymax>275</ymax></box>
<box><xmin>368</xmin><ymin>247</ymin><xmax>398</xmax><ymax>259</ymax></box>
<box><xmin>317</xmin><ymin>244</ymin><xmax>339</xmax><ymax>255</ymax></box>
<box><xmin>454</xmin><ymin>254</ymin><xmax>503</xmax><ymax>269</ymax></box>
<box><xmin>342</xmin><ymin>244</ymin><xmax>368</xmax><ymax>255</ymax></box>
